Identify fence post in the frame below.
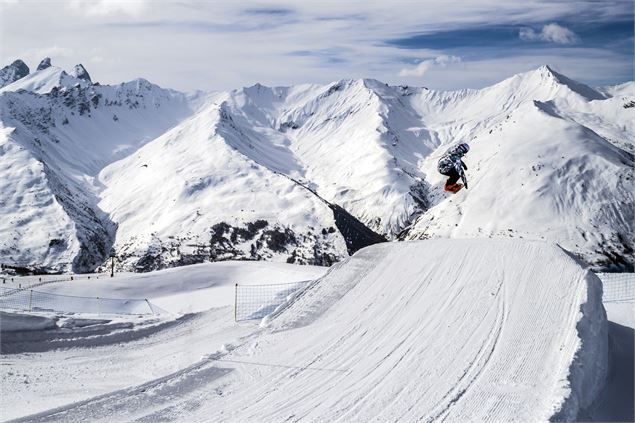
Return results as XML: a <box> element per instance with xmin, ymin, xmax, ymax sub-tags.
<box><xmin>28</xmin><ymin>290</ymin><xmax>33</xmax><ymax>311</ymax></box>
<box><xmin>97</xmin><ymin>297</ymin><xmax>100</xmax><ymax>315</ymax></box>
<box><xmin>234</xmin><ymin>283</ymin><xmax>238</xmax><ymax>322</ymax></box>
<box><xmin>145</xmin><ymin>299</ymin><xmax>154</xmax><ymax>315</ymax></box>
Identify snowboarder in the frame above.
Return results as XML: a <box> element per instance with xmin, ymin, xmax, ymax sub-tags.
<box><xmin>438</xmin><ymin>143</ymin><xmax>469</xmax><ymax>193</ymax></box>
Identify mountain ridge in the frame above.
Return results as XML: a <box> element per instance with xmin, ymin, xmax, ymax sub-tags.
<box><xmin>0</xmin><ymin>60</ymin><xmax>632</xmax><ymax>272</ymax></box>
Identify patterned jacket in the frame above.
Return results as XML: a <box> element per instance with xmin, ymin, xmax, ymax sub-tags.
<box><xmin>437</xmin><ymin>145</ymin><xmax>468</xmax><ymax>184</ymax></box>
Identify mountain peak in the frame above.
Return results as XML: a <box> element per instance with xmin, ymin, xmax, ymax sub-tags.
<box><xmin>520</xmin><ymin>65</ymin><xmax>560</xmax><ymax>84</ymax></box>
<box><xmin>511</xmin><ymin>65</ymin><xmax>605</xmax><ymax>101</ymax></box>
<box><xmin>71</xmin><ymin>64</ymin><xmax>92</xmax><ymax>83</ymax></box>
<box><xmin>0</xmin><ymin>59</ymin><xmax>30</xmax><ymax>88</ymax></box>
<box><xmin>537</xmin><ymin>64</ymin><xmax>555</xmax><ymax>74</ymax></box>
<box><xmin>37</xmin><ymin>57</ymin><xmax>52</xmax><ymax>71</ymax></box>
<box><xmin>541</xmin><ymin>65</ymin><xmax>605</xmax><ymax>100</ymax></box>
<box><xmin>9</xmin><ymin>59</ymin><xmax>29</xmax><ymax>74</ymax></box>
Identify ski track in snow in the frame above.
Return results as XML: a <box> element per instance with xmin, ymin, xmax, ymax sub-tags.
<box><xmin>1</xmin><ymin>308</ymin><xmax>251</xmax><ymax>421</ymax></box>
<box><xmin>5</xmin><ymin>239</ymin><xmax>608</xmax><ymax>423</ymax></box>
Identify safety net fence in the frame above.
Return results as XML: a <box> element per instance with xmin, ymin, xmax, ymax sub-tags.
<box><xmin>597</xmin><ymin>273</ymin><xmax>635</xmax><ymax>303</ymax></box>
<box><xmin>0</xmin><ymin>286</ymin><xmax>165</xmax><ymax>315</ymax></box>
<box><xmin>234</xmin><ymin>272</ymin><xmax>634</xmax><ymax>322</ymax></box>
<box><xmin>1</xmin><ymin>274</ymin><xmax>110</xmax><ymax>291</ymax></box>
<box><xmin>3</xmin><ymin>273</ymin><xmax>629</xmax><ymax>320</ymax></box>
<box><xmin>234</xmin><ymin>280</ymin><xmax>312</xmax><ymax>321</ymax></box>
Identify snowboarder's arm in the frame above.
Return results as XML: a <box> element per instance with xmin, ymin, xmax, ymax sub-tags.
<box><xmin>461</xmin><ymin>172</ymin><xmax>468</xmax><ymax>189</ymax></box>
<box><xmin>461</xmin><ymin>160</ymin><xmax>467</xmax><ymax>170</ymax></box>
<box><xmin>454</xmin><ymin>160</ymin><xmax>465</xmax><ymax>176</ymax></box>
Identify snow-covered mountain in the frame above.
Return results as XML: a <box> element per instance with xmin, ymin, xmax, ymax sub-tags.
<box><xmin>0</xmin><ymin>59</ymin><xmax>30</xmax><ymax>89</ymax></box>
<box><xmin>0</xmin><ymin>59</ymin><xmax>195</xmax><ymax>272</ymax></box>
<box><xmin>0</xmin><ymin>60</ymin><xmax>632</xmax><ymax>273</ymax></box>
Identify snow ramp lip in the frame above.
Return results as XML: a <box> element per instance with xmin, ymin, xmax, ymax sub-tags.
<box><xmin>242</xmin><ymin>239</ymin><xmax>608</xmax><ymax>422</ymax></box>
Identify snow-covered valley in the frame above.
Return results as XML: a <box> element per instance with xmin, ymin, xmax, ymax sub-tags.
<box><xmin>0</xmin><ymin>59</ymin><xmax>632</xmax><ymax>273</ymax></box>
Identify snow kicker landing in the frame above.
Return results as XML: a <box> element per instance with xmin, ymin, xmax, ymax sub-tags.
<box><xmin>17</xmin><ymin>239</ymin><xmax>608</xmax><ymax>423</ymax></box>
<box><xmin>213</xmin><ymin>239</ymin><xmax>608</xmax><ymax>423</ymax></box>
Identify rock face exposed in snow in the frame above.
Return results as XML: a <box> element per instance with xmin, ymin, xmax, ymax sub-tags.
<box><xmin>70</xmin><ymin>64</ymin><xmax>91</xmax><ymax>83</ymax></box>
<box><xmin>36</xmin><ymin>57</ymin><xmax>52</xmax><ymax>71</ymax></box>
<box><xmin>0</xmin><ymin>59</ymin><xmax>29</xmax><ymax>88</ymax></box>
<box><xmin>0</xmin><ymin>62</ymin><xmax>632</xmax><ymax>272</ymax></box>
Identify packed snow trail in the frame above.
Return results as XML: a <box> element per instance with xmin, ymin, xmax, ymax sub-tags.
<box><xmin>0</xmin><ymin>308</ymin><xmax>252</xmax><ymax>421</ymax></box>
<box><xmin>0</xmin><ymin>261</ymin><xmax>326</xmax><ymax>421</ymax></box>
<box><xmin>13</xmin><ymin>239</ymin><xmax>607</xmax><ymax>422</ymax></box>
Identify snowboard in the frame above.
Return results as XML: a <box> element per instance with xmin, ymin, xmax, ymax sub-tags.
<box><xmin>443</xmin><ymin>183</ymin><xmax>464</xmax><ymax>194</ymax></box>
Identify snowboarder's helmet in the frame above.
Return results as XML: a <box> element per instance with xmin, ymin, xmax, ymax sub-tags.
<box><xmin>457</xmin><ymin>143</ymin><xmax>470</xmax><ymax>154</ymax></box>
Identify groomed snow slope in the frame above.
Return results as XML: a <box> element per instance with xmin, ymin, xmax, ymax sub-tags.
<box><xmin>212</xmin><ymin>239</ymin><xmax>608</xmax><ymax>422</ymax></box>
<box><xmin>0</xmin><ymin>261</ymin><xmax>326</xmax><ymax>420</ymax></box>
<box><xmin>21</xmin><ymin>239</ymin><xmax>608</xmax><ymax>422</ymax></box>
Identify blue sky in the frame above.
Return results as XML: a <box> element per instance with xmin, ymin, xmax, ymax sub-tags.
<box><xmin>0</xmin><ymin>0</ymin><xmax>632</xmax><ymax>92</ymax></box>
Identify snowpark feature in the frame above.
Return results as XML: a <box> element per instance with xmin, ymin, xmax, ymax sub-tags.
<box><xmin>2</xmin><ymin>239</ymin><xmax>612</xmax><ymax>422</ymax></box>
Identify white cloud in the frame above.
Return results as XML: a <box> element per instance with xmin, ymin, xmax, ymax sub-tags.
<box><xmin>0</xmin><ymin>1</ymin><xmax>628</xmax><ymax>91</ymax></box>
<box><xmin>519</xmin><ymin>23</ymin><xmax>579</xmax><ymax>44</ymax></box>
<box><xmin>399</xmin><ymin>55</ymin><xmax>461</xmax><ymax>77</ymax></box>
<box><xmin>67</xmin><ymin>0</ymin><xmax>147</xmax><ymax>17</ymax></box>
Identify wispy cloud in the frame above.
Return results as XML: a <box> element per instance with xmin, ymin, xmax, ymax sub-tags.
<box><xmin>1</xmin><ymin>1</ymin><xmax>632</xmax><ymax>91</ymax></box>
<box><xmin>105</xmin><ymin>18</ymin><xmax>298</xmax><ymax>33</ymax></box>
<box><xmin>519</xmin><ymin>23</ymin><xmax>579</xmax><ymax>44</ymax></box>
<box><xmin>67</xmin><ymin>0</ymin><xmax>147</xmax><ymax>16</ymax></box>
<box><xmin>243</xmin><ymin>7</ymin><xmax>295</xmax><ymax>16</ymax></box>
<box><xmin>399</xmin><ymin>55</ymin><xmax>461</xmax><ymax>77</ymax></box>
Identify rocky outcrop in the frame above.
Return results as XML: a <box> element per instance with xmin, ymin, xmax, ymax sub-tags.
<box><xmin>36</xmin><ymin>57</ymin><xmax>52</xmax><ymax>71</ymax></box>
<box><xmin>0</xmin><ymin>59</ymin><xmax>29</xmax><ymax>88</ymax></box>
<box><xmin>71</xmin><ymin>64</ymin><xmax>92</xmax><ymax>83</ymax></box>
<box><xmin>107</xmin><ymin>220</ymin><xmax>342</xmax><ymax>272</ymax></box>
